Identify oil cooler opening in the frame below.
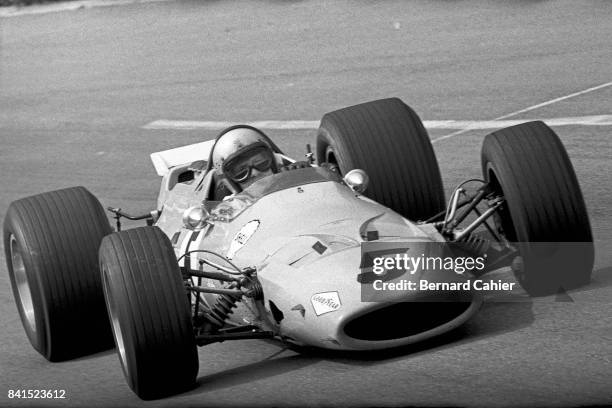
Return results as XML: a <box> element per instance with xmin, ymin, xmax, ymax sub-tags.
<box><xmin>343</xmin><ymin>301</ymin><xmax>472</xmax><ymax>341</ymax></box>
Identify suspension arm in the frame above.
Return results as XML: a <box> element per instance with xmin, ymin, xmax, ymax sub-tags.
<box><xmin>188</xmin><ymin>286</ymin><xmax>244</xmax><ymax>296</ymax></box>
<box><xmin>447</xmin><ymin>189</ymin><xmax>488</xmax><ymax>230</ymax></box>
<box><xmin>182</xmin><ymin>267</ymin><xmax>241</xmax><ymax>282</ymax></box>
<box><xmin>453</xmin><ymin>198</ymin><xmax>504</xmax><ymax>241</ymax></box>
<box><xmin>472</xmin><ymin>206</ymin><xmax>502</xmax><ymax>242</ymax></box>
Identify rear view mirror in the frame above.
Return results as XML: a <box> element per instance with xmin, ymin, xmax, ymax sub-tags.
<box><xmin>343</xmin><ymin>169</ymin><xmax>369</xmax><ymax>193</ymax></box>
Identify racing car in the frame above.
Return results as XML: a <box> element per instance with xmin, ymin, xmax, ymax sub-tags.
<box><xmin>4</xmin><ymin>98</ymin><xmax>594</xmax><ymax>399</ymax></box>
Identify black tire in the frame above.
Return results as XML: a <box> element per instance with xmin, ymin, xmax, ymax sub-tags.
<box><xmin>3</xmin><ymin>187</ymin><xmax>114</xmax><ymax>361</ymax></box>
<box><xmin>99</xmin><ymin>226</ymin><xmax>198</xmax><ymax>400</ymax></box>
<box><xmin>316</xmin><ymin>98</ymin><xmax>445</xmax><ymax>221</ymax></box>
<box><xmin>481</xmin><ymin>121</ymin><xmax>594</xmax><ymax>296</ymax></box>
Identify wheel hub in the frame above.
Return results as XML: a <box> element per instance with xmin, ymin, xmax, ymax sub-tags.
<box><xmin>102</xmin><ymin>268</ymin><xmax>129</xmax><ymax>377</ymax></box>
<box><xmin>10</xmin><ymin>234</ymin><xmax>37</xmax><ymax>336</ymax></box>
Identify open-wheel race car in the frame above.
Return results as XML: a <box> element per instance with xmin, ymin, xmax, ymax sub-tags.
<box><xmin>4</xmin><ymin>98</ymin><xmax>594</xmax><ymax>399</ymax></box>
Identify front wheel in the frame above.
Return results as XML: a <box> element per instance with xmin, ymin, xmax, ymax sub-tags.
<box><xmin>3</xmin><ymin>187</ymin><xmax>113</xmax><ymax>361</ymax></box>
<box><xmin>481</xmin><ymin>121</ymin><xmax>594</xmax><ymax>296</ymax></box>
<box><xmin>99</xmin><ymin>226</ymin><xmax>198</xmax><ymax>400</ymax></box>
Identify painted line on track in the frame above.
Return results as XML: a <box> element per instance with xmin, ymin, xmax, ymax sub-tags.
<box><xmin>143</xmin><ymin>115</ymin><xmax>612</xmax><ymax>131</ymax></box>
<box><xmin>143</xmin><ymin>120</ymin><xmax>321</xmax><ymax>130</ymax></box>
<box><xmin>431</xmin><ymin>81</ymin><xmax>612</xmax><ymax>143</ymax></box>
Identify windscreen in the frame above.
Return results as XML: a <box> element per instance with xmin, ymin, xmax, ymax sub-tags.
<box><xmin>209</xmin><ymin>167</ymin><xmax>341</xmax><ymax>222</ymax></box>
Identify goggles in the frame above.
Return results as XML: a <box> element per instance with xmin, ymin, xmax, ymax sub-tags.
<box><xmin>222</xmin><ymin>142</ymin><xmax>275</xmax><ymax>183</ymax></box>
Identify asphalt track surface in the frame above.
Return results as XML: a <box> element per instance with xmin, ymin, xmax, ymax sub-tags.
<box><xmin>1</xmin><ymin>1</ymin><xmax>611</xmax><ymax>407</ymax></box>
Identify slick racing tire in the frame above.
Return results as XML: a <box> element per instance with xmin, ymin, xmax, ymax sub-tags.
<box><xmin>3</xmin><ymin>186</ymin><xmax>114</xmax><ymax>361</ymax></box>
<box><xmin>481</xmin><ymin>121</ymin><xmax>594</xmax><ymax>296</ymax></box>
<box><xmin>99</xmin><ymin>226</ymin><xmax>198</xmax><ymax>400</ymax></box>
<box><xmin>316</xmin><ymin>98</ymin><xmax>445</xmax><ymax>221</ymax></box>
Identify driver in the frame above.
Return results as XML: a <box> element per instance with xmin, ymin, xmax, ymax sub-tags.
<box><xmin>211</xmin><ymin>126</ymin><xmax>279</xmax><ymax>191</ymax></box>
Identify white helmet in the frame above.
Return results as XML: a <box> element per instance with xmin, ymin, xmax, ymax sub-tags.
<box><xmin>211</xmin><ymin>127</ymin><xmax>273</xmax><ymax>169</ymax></box>
<box><xmin>211</xmin><ymin>126</ymin><xmax>278</xmax><ymax>186</ymax></box>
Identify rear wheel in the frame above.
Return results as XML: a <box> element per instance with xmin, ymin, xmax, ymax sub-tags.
<box><xmin>3</xmin><ymin>187</ymin><xmax>113</xmax><ymax>361</ymax></box>
<box><xmin>99</xmin><ymin>226</ymin><xmax>198</xmax><ymax>400</ymax></box>
<box><xmin>481</xmin><ymin>121</ymin><xmax>594</xmax><ymax>296</ymax></box>
<box><xmin>316</xmin><ymin>97</ymin><xmax>445</xmax><ymax>221</ymax></box>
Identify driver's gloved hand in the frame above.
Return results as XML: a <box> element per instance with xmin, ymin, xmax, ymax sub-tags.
<box><xmin>279</xmin><ymin>161</ymin><xmax>311</xmax><ymax>172</ymax></box>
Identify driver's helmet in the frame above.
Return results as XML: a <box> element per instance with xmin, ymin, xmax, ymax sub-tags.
<box><xmin>211</xmin><ymin>126</ymin><xmax>278</xmax><ymax>188</ymax></box>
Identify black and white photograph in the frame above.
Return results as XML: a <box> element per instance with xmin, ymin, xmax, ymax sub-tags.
<box><xmin>1</xmin><ymin>0</ymin><xmax>611</xmax><ymax>406</ymax></box>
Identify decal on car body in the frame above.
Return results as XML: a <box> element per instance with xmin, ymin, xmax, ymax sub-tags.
<box><xmin>311</xmin><ymin>291</ymin><xmax>341</xmax><ymax>316</ymax></box>
<box><xmin>227</xmin><ymin>220</ymin><xmax>260</xmax><ymax>259</ymax></box>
